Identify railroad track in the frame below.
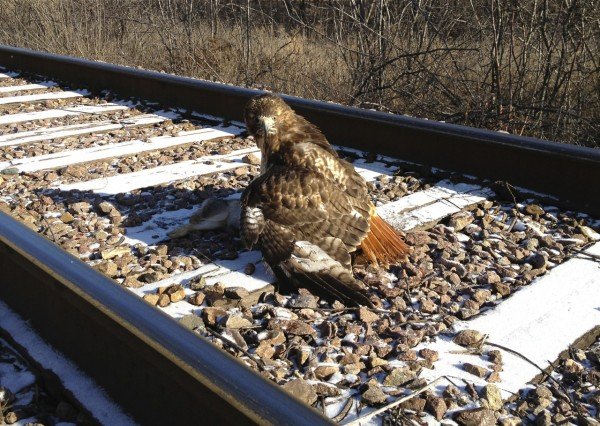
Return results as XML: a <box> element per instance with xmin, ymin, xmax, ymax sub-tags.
<box><xmin>0</xmin><ymin>45</ymin><xmax>599</xmax><ymax>425</ymax></box>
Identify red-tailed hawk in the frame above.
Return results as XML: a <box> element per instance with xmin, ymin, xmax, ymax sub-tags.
<box><xmin>241</xmin><ymin>94</ymin><xmax>409</xmax><ymax>306</ymax></box>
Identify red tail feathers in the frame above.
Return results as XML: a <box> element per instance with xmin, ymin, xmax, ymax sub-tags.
<box><xmin>360</xmin><ymin>213</ymin><xmax>410</xmax><ymax>267</ymax></box>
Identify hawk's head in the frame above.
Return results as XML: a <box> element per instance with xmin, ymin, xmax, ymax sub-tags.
<box><xmin>244</xmin><ymin>94</ymin><xmax>291</xmax><ymax>144</ymax></box>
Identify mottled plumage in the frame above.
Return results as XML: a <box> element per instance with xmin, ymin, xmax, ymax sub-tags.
<box><xmin>241</xmin><ymin>94</ymin><xmax>409</xmax><ymax>306</ymax></box>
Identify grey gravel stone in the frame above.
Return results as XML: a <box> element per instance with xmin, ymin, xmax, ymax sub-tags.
<box><xmin>453</xmin><ymin>408</ymin><xmax>496</xmax><ymax>426</ymax></box>
<box><xmin>282</xmin><ymin>379</ymin><xmax>318</xmax><ymax>406</ymax></box>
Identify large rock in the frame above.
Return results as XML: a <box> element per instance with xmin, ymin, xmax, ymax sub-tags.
<box><xmin>242</xmin><ymin>153</ymin><xmax>261</xmax><ymax>165</ymax></box>
<box><xmin>357</xmin><ymin>307</ymin><xmax>379</xmax><ymax>323</ymax></box>
<box><xmin>361</xmin><ymin>382</ymin><xmax>387</xmax><ymax>405</ymax></box>
<box><xmin>314</xmin><ymin>365</ymin><xmax>339</xmax><ymax>380</ymax></box>
<box><xmin>498</xmin><ymin>416</ymin><xmax>521</xmax><ymax>426</ymax></box>
<box><xmin>202</xmin><ymin>307</ymin><xmax>227</xmax><ymax>326</ymax></box>
<box><xmin>94</xmin><ymin>261</ymin><xmax>118</xmax><ymax>278</ymax></box>
<box><xmin>277</xmin><ymin>319</ymin><xmax>316</xmax><ymax>336</ymax></box>
<box><xmin>449</xmin><ymin>211</ymin><xmax>474</xmax><ymax>231</ymax></box>
<box><xmin>383</xmin><ymin>367</ymin><xmax>416</xmax><ymax>387</ymax></box>
<box><xmin>481</xmin><ymin>384</ymin><xmax>503</xmax><ymax>410</ymax></box>
<box><xmin>282</xmin><ymin>379</ymin><xmax>317</xmax><ymax>406</ymax></box>
<box><xmin>463</xmin><ymin>362</ymin><xmax>489</xmax><ymax>378</ymax></box>
<box><xmin>399</xmin><ymin>396</ymin><xmax>426</xmax><ymax>412</ymax></box>
<box><xmin>224</xmin><ymin>314</ymin><xmax>253</xmax><ymax>329</ymax></box>
<box><xmin>425</xmin><ymin>395</ymin><xmax>447</xmax><ymax>420</ymax></box>
<box><xmin>453</xmin><ymin>329</ymin><xmax>484</xmax><ymax>347</ymax></box>
<box><xmin>179</xmin><ymin>314</ymin><xmax>204</xmax><ymax>331</ymax></box>
<box><xmin>287</xmin><ymin>293</ymin><xmax>318</xmax><ymax>309</ymax></box>
<box><xmin>453</xmin><ymin>408</ymin><xmax>496</xmax><ymax>426</ymax></box>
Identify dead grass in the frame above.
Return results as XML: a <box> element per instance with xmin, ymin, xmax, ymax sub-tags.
<box><xmin>0</xmin><ymin>0</ymin><xmax>598</xmax><ymax>147</ymax></box>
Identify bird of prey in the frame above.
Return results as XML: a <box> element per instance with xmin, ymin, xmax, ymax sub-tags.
<box><xmin>241</xmin><ymin>93</ymin><xmax>409</xmax><ymax>306</ymax></box>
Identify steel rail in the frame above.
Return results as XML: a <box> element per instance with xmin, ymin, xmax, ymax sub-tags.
<box><xmin>0</xmin><ymin>212</ymin><xmax>331</xmax><ymax>425</ymax></box>
<box><xmin>0</xmin><ymin>44</ymin><xmax>598</xmax><ymax>214</ymax></box>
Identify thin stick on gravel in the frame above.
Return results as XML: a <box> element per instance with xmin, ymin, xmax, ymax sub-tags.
<box><xmin>286</xmin><ymin>305</ymin><xmax>392</xmax><ymax>314</ymax></box>
<box><xmin>205</xmin><ymin>325</ymin><xmax>269</xmax><ymax>374</ymax></box>
<box><xmin>485</xmin><ymin>341</ymin><xmax>587</xmax><ymax>417</ymax></box>
<box><xmin>343</xmin><ymin>377</ymin><xmax>445</xmax><ymax>425</ymax></box>
<box><xmin>571</xmin><ymin>246</ymin><xmax>600</xmax><ymax>263</ymax></box>
<box><xmin>332</xmin><ymin>397</ymin><xmax>354</xmax><ymax>423</ymax></box>
<box><xmin>42</xmin><ymin>217</ymin><xmax>57</xmax><ymax>243</ymax></box>
<box><xmin>503</xmin><ymin>182</ymin><xmax>521</xmax><ymax>233</ymax></box>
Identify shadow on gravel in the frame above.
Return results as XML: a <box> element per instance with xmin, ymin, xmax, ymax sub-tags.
<box><xmin>33</xmin><ymin>179</ymin><xmax>244</xmax><ymax>262</ymax></box>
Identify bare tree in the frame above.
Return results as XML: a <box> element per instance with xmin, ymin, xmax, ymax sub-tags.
<box><xmin>0</xmin><ymin>0</ymin><xmax>597</xmax><ymax>146</ymax></box>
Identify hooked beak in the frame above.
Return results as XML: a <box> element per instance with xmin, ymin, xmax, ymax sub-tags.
<box><xmin>258</xmin><ymin>116</ymin><xmax>277</xmax><ymax>136</ymax></box>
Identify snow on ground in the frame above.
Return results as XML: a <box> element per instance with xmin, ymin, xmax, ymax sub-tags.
<box><xmin>0</xmin><ymin>89</ymin><xmax>89</xmax><ymax>106</ymax></box>
<box><xmin>0</xmin><ymin>128</ymin><xmax>235</xmax><ymax>172</ymax></box>
<box><xmin>0</xmin><ymin>114</ymin><xmax>167</xmax><ymax>148</ymax></box>
<box><xmin>59</xmin><ymin>147</ymin><xmax>257</xmax><ymax>195</ymax></box>
<box><xmin>417</xmin><ymin>242</ymin><xmax>600</xmax><ymax>399</ymax></box>
<box><xmin>0</xmin><ymin>300</ymin><xmax>137</xmax><ymax>425</ymax></box>
<box><xmin>0</xmin><ymin>81</ymin><xmax>57</xmax><ymax>93</ymax></box>
<box><xmin>0</xmin><ymin>104</ymin><xmax>129</xmax><ymax>126</ymax></box>
<box><xmin>0</xmin><ymin>71</ymin><xmax>19</xmax><ymax>79</ymax></box>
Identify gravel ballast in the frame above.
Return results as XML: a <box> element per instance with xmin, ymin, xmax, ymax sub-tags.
<box><xmin>0</xmin><ymin>70</ymin><xmax>599</xmax><ymax>424</ymax></box>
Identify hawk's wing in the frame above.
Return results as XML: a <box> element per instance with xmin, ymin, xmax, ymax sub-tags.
<box><xmin>240</xmin><ymin>166</ymin><xmax>373</xmax><ymax>306</ymax></box>
<box><xmin>273</xmin><ymin>140</ymin><xmax>371</xmax><ymax>203</ymax></box>
<box><xmin>241</xmin><ymin>166</ymin><xmax>370</xmax><ymax>263</ymax></box>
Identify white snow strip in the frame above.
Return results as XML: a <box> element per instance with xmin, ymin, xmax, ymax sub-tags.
<box><xmin>0</xmin><ymin>82</ymin><xmax>56</xmax><ymax>94</ymax></box>
<box><xmin>58</xmin><ymin>147</ymin><xmax>257</xmax><ymax>194</ymax></box>
<box><xmin>0</xmin><ymin>338</ymin><xmax>36</xmax><ymax>409</ymax></box>
<box><xmin>0</xmin><ymin>71</ymin><xmax>18</xmax><ymax>79</ymax></box>
<box><xmin>128</xmin><ymin>251</ymin><xmax>273</xmax><ymax>313</ymax></box>
<box><xmin>356</xmin><ymin>163</ymin><xmax>395</xmax><ymax>181</ymax></box>
<box><xmin>58</xmin><ymin>148</ymin><xmax>390</xmax><ymax>195</ymax></box>
<box><xmin>351</xmin><ymin>158</ymin><xmax>397</xmax><ymax>181</ymax></box>
<box><xmin>377</xmin><ymin>186</ymin><xmax>457</xmax><ymax>214</ymax></box>
<box><xmin>0</xmin><ymin>128</ymin><xmax>234</xmax><ymax>172</ymax></box>
<box><xmin>0</xmin><ymin>114</ymin><xmax>167</xmax><ymax>148</ymax></box>
<box><xmin>389</xmin><ymin>194</ymin><xmax>484</xmax><ymax>231</ymax></box>
<box><xmin>0</xmin><ymin>90</ymin><xmax>87</xmax><ymax>105</ymax></box>
<box><xmin>0</xmin><ymin>104</ymin><xmax>129</xmax><ymax>126</ymax></box>
<box><xmin>0</xmin><ymin>299</ymin><xmax>136</xmax><ymax>425</ymax></box>
<box><xmin>139</xmin><ymin>108</ymin><xmax>180</xmax><ymax>121</ymax></box>
<box><xmin>378</xmin><ymin>181</ymin><xmax>493</xmax><ymax>231</ymax></box>
<box><xmin>418</xmin><ymin>242</ymin><xmax>600</xmax><ymax>399</ymax></box>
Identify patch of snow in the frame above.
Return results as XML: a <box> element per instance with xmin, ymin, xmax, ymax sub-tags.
<box><xmin>0</xmin><ymin>300</ymin><xmax>136</xmax><ymax>425</ymax></box>
<box><xmin>0</xmin><ymin>104</ymin><xmax>129</xmax><ymax>126</ymax></box>
<box><xmin>417</xmin><ymin>242</ymin><xmax>600</xmax><ymax>399</ymax></box>
<box><xmin>0</xmin><ymin>81</ymin><xmax>57</xmax><ymax>93</ymax></box>
<box><xmin>0</xmin><ymin>90</ymin><xmax>89</xmax><ymax>106</ymax></box>
<box><xmin>60</xmin><ymin>147</ymin><xmax>257</xmax><ymax>195</ymax></box>
<box><xmin>0</xmin><ymin>114</ymin><xmax>167</xmax><ymax>148</ymax></box>
<box><xmin>1</xmin><ymin>128</ymin><xmax>234</xmax><ymax>172</ymax></box>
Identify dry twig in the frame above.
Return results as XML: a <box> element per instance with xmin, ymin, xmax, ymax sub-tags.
<box><xmin>343</xmin><ymin>377</ymin><xmax>445</xmax><ymax>425</ymax></box>
<box><xmin>205</xmin><ymin>325</ymin><xmax>269</xmax><ymax>375</ymax></box>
